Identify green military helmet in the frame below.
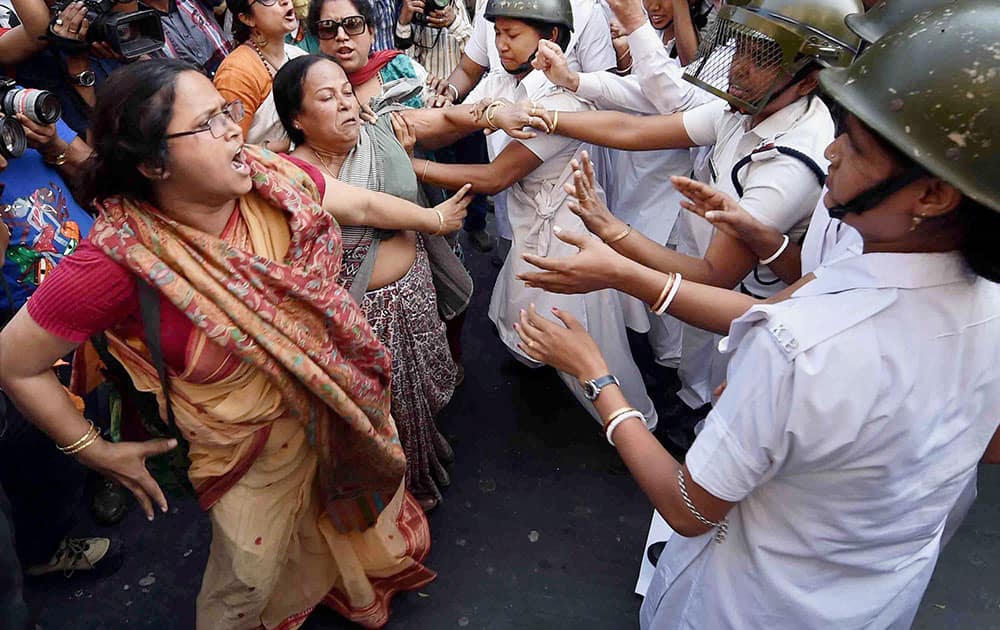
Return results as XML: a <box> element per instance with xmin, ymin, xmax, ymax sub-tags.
<box><xmin>684</xmin><ymin>0</ymin><xmax>864</xmax><ymax>114</ymax></box>
<box><xmin>846</xmin><ymin>0</ymin><xmax>960</xmax><ymax>45</ymax></box>
<box><xmin>820</xmin><ymin>0</ymin><xmax>1000</xmax><ymax>212</ymax></box>
<box><xmin>484</xmin><ymin>0</ymin><xmax>574</xmax><ymax>34</ymax></box>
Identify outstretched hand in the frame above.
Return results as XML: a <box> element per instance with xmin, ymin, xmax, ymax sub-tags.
<box><xmin>75</xmin><ymin>437</ymin><xmax>178</xmax><ymax>521</ymax></box>
<box><xmin>433</xmin><ymin>183</ymin><xmax>473</xmax><ymax>233</ymax></box>
<box><xmin>563</xmin><ymin>151</ymin><xmax>623</xmax><ymax>240</ymax></box>
<box><xmin>671</xmin><ymin>175</ymin><xmax>776</xmax><ymax>248</ymax></box>
<box><xmin>518</xmin><ymin>226</ymin><xmax>627</xmax><ymax>295</ymax></box>
<box><xmin>513</xmin><ymin>304</ymin><xmax>608</xmax><ymax>381</ymax></box>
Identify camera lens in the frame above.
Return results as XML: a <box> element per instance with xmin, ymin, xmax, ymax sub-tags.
<box><xmin>0</xmin><ymin>116</ymin><xmax>27</xmax><ymax>159</ymax></box>
<box><xmin>2</xmin><ymin>88</ymin><xmax>62</xmax><ymax>125</ymax></box>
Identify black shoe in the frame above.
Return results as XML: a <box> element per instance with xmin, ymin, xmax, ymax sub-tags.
<box><xmin>89</xmin><ymin>476</ymin><xmax>129</xmax><ymax>526</ymax></box>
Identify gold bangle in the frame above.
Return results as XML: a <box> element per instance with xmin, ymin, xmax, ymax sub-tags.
<box><xmin>63</xmin><ymin>428</ymin><xmax>101</xmax><ymax>456</ymax></box>
<box><xmin>433</xmin><ymin>208</ymin><xmax>444</xmax><ymax>235</ymax></box>
<box><xmin>650</xmin><ymin>273</ymin><xmax>674</xmax><ymax>313</ymax></box>
<box><xmin>604</xmin><ymin>224</ymin><xmax>632</xmax><ymax>245</ymax></box>
<box><xmin>549</xmin><ymin>110</ymin><xmax>559</xmax><ymax>135</ymax></box>
<box><xmin>421</xmin><ymin>159</ymin><xmax>430</xmax><ymax>182</ymax></box>
<box><xmin>57</xmin><ymin>420</ymin><xmax>96</xmax><ymax>453</ymax></box>
<box><xmin>485</xmin><ymin>101</ymin><xmax>505</xmax><ymax>130</ymax></box>
<box><xmin>602</xmin><ymin>406</ymin><xmax>633</xmax><ymax>430</ymax></box>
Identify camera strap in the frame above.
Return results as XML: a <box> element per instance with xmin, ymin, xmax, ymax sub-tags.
<box><xmin>44</xmin><ymin>29</ymin><xmax>91</xmax><ymax>54</ymax></box>
<box><xmin>137</xmin><ymin>279</ymin><xmax>177</xmax><ymax>430</ymax></box>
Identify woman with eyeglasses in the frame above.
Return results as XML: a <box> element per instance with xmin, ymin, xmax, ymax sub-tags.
<box><xmin>213</xmin><ymin>0</ymin><xmax>308</xmax><ymax>151</ymax></box>
<box><xmin>307</xmin><ymin>0</ymin><xmax>431</xmax><ymax>107</ymax></box>
<box><xmin>0</xmin><ymin>59</ymin><xmax>473</xmax><ymax>628</ymax></box>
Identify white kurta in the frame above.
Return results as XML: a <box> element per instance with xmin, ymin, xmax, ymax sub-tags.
<box><xmin>468</xmin><ymin>71</ymin><xmax>657</xmax><ymax>428</ymax></box>
<box><xmin>642</xmin><ymin>250</ymin><xmax>1000</xmax><ymax>629</ymax></box>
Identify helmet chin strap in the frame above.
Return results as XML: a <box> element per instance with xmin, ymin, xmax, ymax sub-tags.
<box><xmin>505</xmin><ymin>50</ymin><xmax>538</xmax><ymax>76</ymax></box>
<box><xmin>827</xmin><ymin>165</ymin><xmax>927</xmax><ymax>219</ymax></box>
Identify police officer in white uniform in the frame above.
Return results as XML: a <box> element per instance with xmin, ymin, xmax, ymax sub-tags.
<box><xmin>512</xmin><ymin>2</ymin><xmax>1000</xmax><ymax>626</ymax></box>
<box><xmin>512</xmin><ymin>0</ymin><xmax>863</xmax><ymax>410</ymax></box>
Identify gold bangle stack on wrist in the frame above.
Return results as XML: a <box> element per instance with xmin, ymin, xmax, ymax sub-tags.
<box><xmin>548</xmin><ymin>110</ymin><xmax>559</xmax><ymax>135</ymax></box>
<box><xmin>57</xmin><ymin>420</ymin><xmax>100</xmax><ymax>456</ymax></box>
<box><xmin>484</xmin><ymin>101</ymin><xmax>505</xmax><ymax>130</ymax></box>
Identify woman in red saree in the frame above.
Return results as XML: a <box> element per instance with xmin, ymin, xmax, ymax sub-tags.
<box><xmin>0</xmin><ymin>59</ymin><xmax>470</xmax><ymax>629</ymax></box>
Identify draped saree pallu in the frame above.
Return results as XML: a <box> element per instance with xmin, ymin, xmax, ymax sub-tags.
<box><xmin>87</xmin><ymin>146</ymin><xmax>434</xmax><ymax>629</ymax></box>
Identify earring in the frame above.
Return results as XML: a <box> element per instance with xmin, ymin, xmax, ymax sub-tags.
<box><xmin>910</xmin><ymin>214</ymin><xmax>925</xmax><ymax>232</ymax></box>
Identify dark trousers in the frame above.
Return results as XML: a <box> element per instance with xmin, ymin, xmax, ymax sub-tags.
<box><xmin>0</xmin><ymin>391</ymin><xmax>86</xmax><ymax>568</ymax></box>
<box><xmin>439</xmin><ymin>131</ymin><xmax>490</xmax><ymax>233</ymax></box>
<box><xmin>0</xmin><ymin>481</ymin><xmax>30</xmax><ymax>630</ymax></box>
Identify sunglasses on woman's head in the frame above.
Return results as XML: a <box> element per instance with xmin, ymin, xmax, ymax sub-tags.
<box><xmin>164</xmin><ymin>100</ymin><xmax>246</xmax><ymax>140</ymax></box>
<box><xmin>315</xmin><ymin>15</ymin><xmax>367</xmax><ymax>39</ymax></box>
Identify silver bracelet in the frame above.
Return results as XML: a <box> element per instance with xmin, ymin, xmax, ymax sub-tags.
<box><xmin>677</xmin><ymin>468</ymin><xmax>728</xmax><ymax>543</ymax></box>
<box><xmin>446</xmin><ymin>83</ymin><xmax>460</xmax><ymax>102</ymax></box>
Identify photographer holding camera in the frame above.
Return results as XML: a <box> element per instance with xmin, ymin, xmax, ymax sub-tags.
<box><xmin>0</xmin><ymin>73</ymin><xmax>123</xmax><ymax>626</ymax></box>
<box><xmin>395</xmin><ymin>0</ymin><xmax>472</xmax><ymax>83</ymax></box>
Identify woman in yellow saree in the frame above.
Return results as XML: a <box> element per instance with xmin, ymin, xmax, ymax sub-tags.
<box><xmin>0</xmin><ymin>59</ymin><xmax>470</xmax><ymax>629</ymax></box>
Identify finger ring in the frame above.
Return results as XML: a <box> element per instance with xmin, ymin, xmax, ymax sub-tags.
<box><xmin>526</xmin><ymin>339</ymin><xmax>535</xmax><ymax>349</ymax></box>
<box><xmin>580</xmin><ymin>192</ymin><xmax>589</xmax><ymax>201</ymax></box>
<box><xmin>55</xmin><ymin>18</ymin><xmax>64</xmax><ymax>25</ymax></box>
<box><xmin>69</xmin><ymin>27</ymin><xmax>79</xmax><ymax>33</ymax></box>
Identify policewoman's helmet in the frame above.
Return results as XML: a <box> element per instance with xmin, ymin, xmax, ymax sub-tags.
<box><xmin>845</xmin><ymin>0</ymin><xmax>960</xmax><ymax>45</ymax></box>
<box><xmin>683</xmin><ymin>0</ymin><xmax>863</xmax><ymax>115</ymax></box>
<box><xmin>484</xmin><ymin>0</ymin><xmax>575</xmax><ymax>48</ymax></box>
<box><xmin>820</xmin><ymin>0</ymin><xmax>999</xmax><ymax>213</ymax></box>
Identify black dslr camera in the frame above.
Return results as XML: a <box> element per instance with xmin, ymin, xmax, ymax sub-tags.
<box><xmin>412</xmin><ymin>0</ymin><xmax>451</xmax><ymax>26</ymax></box>
<box><xmin>49</xmin><ymin>0</ymin><xmax>165</xmax><ymax>59</ymax></box>
<box><xmin>0</xmin><ymin>78</ymin><xmax>63</xmax><ymax>159</ymax></box>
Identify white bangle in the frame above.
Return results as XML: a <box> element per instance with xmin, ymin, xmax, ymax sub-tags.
<box><xmin>759</xmin><ymin>234</ymin><xmax>790</xmax><ymax>265</ymax></box>
<box><xmin>653</xmin><ymin>273</ymin><xmax>682</xmax><ymax>316</ymax></box>
<box><xmin>606</xmin><ymin>411</ymin><xmax>645</xmax><ymax>446</ymax></box>
<box><xmin>446</xmin><ymin>83</ymin><xmax>459</xmax><ymax>102</ymax></box>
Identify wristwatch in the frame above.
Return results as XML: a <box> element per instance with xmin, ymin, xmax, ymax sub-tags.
<box><xmin>583</xmin><ymin>374</ymin><xmax>620</xmax><ymax>401</ymax></box>
<box><xmin>69</xmin><ymin>70</ymin><xmax>96</xmax><ymax>87</ymax></box>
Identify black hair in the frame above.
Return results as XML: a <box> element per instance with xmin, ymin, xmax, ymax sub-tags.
<box><xmin>867</xmin><ymin>118</ymin><xmax>1000</xmax><ymax>283</ymax></box>
<box><xmin>228</xmin><ymin>0</ymin><xmax>253</xmax><ymax>43</ymax></box>
<box><xmin>81</xmin><ymin>59</ymin><xmax>197</xmax><ymax>205</ymax></box>
<box><xmin>522</xmin><ymin>18</ymin><xmax>571</xmax><ymax>52</ymax></box>
<box><xmin>307</xmin><ymin>0</ymin><xmax>375</xmax><ymax>38</ymax></box>
<box><xmin>273</xmin><ymin>54</ymin><xmax>330</xmax><ymax>147</ymax></box>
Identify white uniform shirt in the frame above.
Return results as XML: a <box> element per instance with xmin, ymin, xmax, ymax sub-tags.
<box><xmin>681</xmin><ymin>95</ymin><xmax>832</xmax><ymax>296</ymax></box>
<box><xmin>642</xmin><ymin>251</ymin><xmax>1000</xmax><ymax>629</ymax></box>
<box><xmin>466</xmin><ymin>0</ymin><xmax>615</xmax><ymax>75</ymax></box>
<box><xmin>676</xmin><ymin>95</ymin><xmax>833</xmax><ymax>407</ymax></box>
<box><xmin>800</xmin><ymin>192</ymin><xmax>863</xmax><ymax>275</ymax></box>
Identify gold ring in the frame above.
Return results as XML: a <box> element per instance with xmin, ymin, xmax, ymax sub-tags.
<box><xmin>526</xmin><ymin>339</ymin><xmax>535</xmax><ymax>348</ymax></box>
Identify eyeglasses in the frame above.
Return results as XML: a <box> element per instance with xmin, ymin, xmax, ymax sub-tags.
<box><xmin>164</xmin><ymin>100</ymin><xmax>245</xmax><ymax>140</ymax></box>
<box><xmin>250</xmin><ymin>0</ymin><xmax>281</xmax><ymax>6</ymax></box>
<box><xmin>315</xmin><ymin>15</ymin><xmax>367</xmax><ymax>39</ymax></box>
